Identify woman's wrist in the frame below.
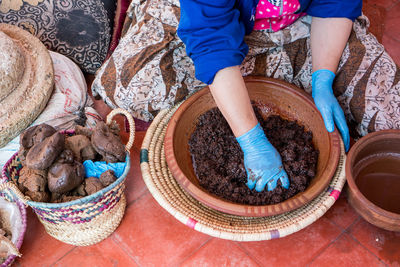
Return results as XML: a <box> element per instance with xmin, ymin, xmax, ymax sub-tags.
<box><xmin>209</xmin><ymin>66</ymin><xmax>257</xmax><ymax>137</ymax></box>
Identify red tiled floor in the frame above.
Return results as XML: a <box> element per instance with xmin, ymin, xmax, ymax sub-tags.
<box><xmin>383</xmin><ymin>2</ymin><xmax>400</xmax><ymax>42</ymax></box>
<box><xmin>382</xmin><ymin>34</ymin><xmax>400</xmax><ymax>66</ymax></box>
<box><xmin>124</xmin><ymin>143</ymin><xmax>148</xmax><ymax>205</ymax></box>
<box><xmin>238</xmin><ymin>218</ymin><xmax>343</xmax><ymax>266</ymax></box>
<box><xmin>111</xmin><ymin>193</ymin><xmax>211</xmax><ymax>266</ymax></box>
<box><xmin>15</xmin><ymin>210</ymin><xmax>74</xmax><ymax>267</ymax></box>
<box><xmin>181</xmin><ymin>238</ymin><xmax>260</xmax><ymax>267</ymax></box>
<box><xmin>322</xmin><ymin>190</ymin><xmax>360</xmax><ymax>230</ymax></box>
<box><xmin>132</xmin><ymin>131</ymin><xmax>147</xmax><ymax>152</ymax></box>
<box><xmin>53</xmin><ymin>238</ymin><xmax>138</xmax><ymax>267</ymax></box>
<box><xmin>362</xmin><ymin>0</ymin><xmax>400</xmax><ymax>67</ymax></box>
<box><xmin>348</xmin><ymin>219</ymin><xmax>400</xmax><ymax>266</ymax></box>
<box><xmin>362</xmin><ymin>1</ymin><xmax>386</xmax><ymax>42</ymax></box>
<box><xmin>310</xmin><ymin>233</ymin><xmax>385</xmax><ymax>266</ymax></box>
<box><xmin>124</xmin><ymin>130</ymin><xmax>149</xmax><ymax>204</ymax></box>
<box><xmin>366</xmin><ymin>0</ymin><xmax>400</xmax><ymax>9</ymax></box>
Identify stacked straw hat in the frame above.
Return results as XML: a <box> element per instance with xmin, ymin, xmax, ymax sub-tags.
<box><xmin>0</xmin><ymin>23</ymin><xmax>54</xmax><ymax>147</ymax></box>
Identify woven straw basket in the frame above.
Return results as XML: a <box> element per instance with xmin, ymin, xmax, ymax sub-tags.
<box><xmin>0</xmin><ymin>192</ymin><xmax>26</xmax><ymax>267</ymax></box>
<box><xmin>140</xmin><ymin>105</ymin><xmax>347</xmax><ymax>241</ymax></box>
<box><xmin>0</xmin><ymin>108</ymin><xmax>134</xmax><ymax>246</ymax></box>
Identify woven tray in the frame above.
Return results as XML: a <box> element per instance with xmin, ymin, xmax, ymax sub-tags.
<box><xmin>140</xmin><ymin>105</ymin><xmax>346</xmax><ymax>241</ymax></box>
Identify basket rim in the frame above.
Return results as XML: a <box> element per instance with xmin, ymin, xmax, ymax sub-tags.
<box><xmin>1</xmin><ymin>151</ymin><xmax>131</xmax><ymax>209</ymax></box>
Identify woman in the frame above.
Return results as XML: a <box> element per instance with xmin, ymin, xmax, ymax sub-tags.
<box><xmin>178</xmin><ymin>0</ymin><xmax>360</xmax><ymax>192</ymax></box>
<box><xmin>92</xmin><ymin>0</ymin><xmax>400</xmax><ymax>192</ymax></box>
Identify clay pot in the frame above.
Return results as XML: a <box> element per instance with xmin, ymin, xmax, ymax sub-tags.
<box><xmin>346</xmin><ymin>130</ymin><xmax>400</xmax><ymax>232</ymax></box>
<box><xmin>164</xmin><ymin>77</ymin><xmax>341</xmax><ymax>217</ymax></box>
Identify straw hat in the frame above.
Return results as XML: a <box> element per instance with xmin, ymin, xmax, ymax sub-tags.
<box><xmin>0</xmin><ymin>23</ymin><xmax>54</xmax><ymax>148</ymax></box>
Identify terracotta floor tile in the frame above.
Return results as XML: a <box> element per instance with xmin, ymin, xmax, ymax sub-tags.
<box><xmin>310</xmin><ymin>233</ymin><xmax>385</xmax><ymax>266</ymax></box>
<box><xmin>238</xmin><ymin>218</ymin><xmax>342</xmax><ymax>266</ymax></box>
<box><xmin>348</xmin><ymin>219</ymin><xmax>400</xmax><ymax>266</ymax></box>
<box><xmin>180</xmin><ymin>238</ymin><xmax>260</xmax><ymax>267</ymax></box>
<box><xmin>112</xmin><ymin>193</ymin><xmax>211</xmax><ymax>266</ymax></box>
<box><xmin>363</xmin><ymin>0</ymin><xmax>400</xmax><ymax>10</ymax></box>
<box><xmin>53</xmin><ymin>237</ymin><xmax>138</xmax><ymax>267</ymax></box>
<box><xmin>132</xmin><ymin>131</ymin><xmax>147</xmax><ymax>152</ymax></box>
<box><xmin>382</xmin><ymin>34</ymin><xmax>400</xmax><ymax>66</ymax></box>
<box><xmin>323</xmin><ymin>191</ymin><xmax>360</xmax><ymax>230</ymax></box>
<box><xmin>384</xmin><ymin>2</ymin><xmax>400</xmax><ymax>42</ymax></box>
<box><xmin>15</xmin><ymin>209</ymin><xmax>74</xmax><ymax>267</ymax></box>
<box><xmin>124</xmin><ymin>148</ymin><xmax>148</xmax><ymax>205</ymax></box>
<box><xmin>362</xmin><ymin>1</ymin><xmax>386</xmax><ymax>42</ymax></box>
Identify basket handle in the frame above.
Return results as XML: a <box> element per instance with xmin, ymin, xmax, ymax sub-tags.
<box><xmin>106</xmin><ymin>108</ymin><xmax>135</xmax><ymax>151</ymax></box>
<box><xmin>0</xmin><ymin>181</ymin><xmax>30</xmax><ymax>205</ymax></box>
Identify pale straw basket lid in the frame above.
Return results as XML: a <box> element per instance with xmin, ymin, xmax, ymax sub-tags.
<box><xmin>0</xmin><ymin>23</ymin><xmax>54</xmax><ymax>148</ymax></box>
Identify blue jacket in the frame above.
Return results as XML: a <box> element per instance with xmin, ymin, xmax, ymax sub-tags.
<box><xmin>177</xmin><ymin>0</ymin><xmax>362</xmax><ymax>84</ymax></box>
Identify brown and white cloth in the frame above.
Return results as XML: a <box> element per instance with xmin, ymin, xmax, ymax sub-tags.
<box><xmin>92</xmin><ymin>0</ymin><xmax>400</xmax><ymax>138</ymax></box>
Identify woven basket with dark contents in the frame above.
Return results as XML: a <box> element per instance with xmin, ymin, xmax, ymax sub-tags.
<box><xmin>0</xmin><ymin>108</ymin><xmax>134</xmax><ymax>246</ymax></box>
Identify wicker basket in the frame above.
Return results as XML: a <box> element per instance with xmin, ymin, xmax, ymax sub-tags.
<box><xmin>0</xmin><ymin>108</ymin><xmax>134</xmax><ymax>246</ymax></box>
<box><xmin>140</xmin><ymin>106</ymin><xmax>347</xmax><ymax>241</ymax></box>
<box><xmin>0</xmin><ymin>193</ymin><xmax>26</xmax><ymax>267</ymax></box>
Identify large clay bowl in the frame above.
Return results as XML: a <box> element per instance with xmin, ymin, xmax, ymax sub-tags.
<box><xmin>164</xmin><ymin>77</ymin><xmax>341</xmax><ymax>217</ymax></box>
<box><xmin>346</xmin><ymin>130</ymin><xmax>400</xmax><ymax>232</ymax></box>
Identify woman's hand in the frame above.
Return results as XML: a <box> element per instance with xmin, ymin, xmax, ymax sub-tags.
<box><xmin>210</xmin><ymin>66</ymin><xmax>289</xmax><ymax>191</ymax></box>
<box><xmin>237</xmin><ymin>123</ymin><xmax>289</xmax><ymax>191</ymax></box>
<box><xmin>311</xmin><ymin>17</ymin><xmax>353</xmax><ymax>151</ymax></box>
<box><xmin>312</xmin><ymin>70</ymin><xmax>350</xmax><ymax>151</ymax></box>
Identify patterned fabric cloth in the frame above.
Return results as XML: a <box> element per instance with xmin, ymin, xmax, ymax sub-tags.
<box><xmin>254</xmin><ymin>0</ymin><xmax>305</xmax><ymax>31</ymax></box>
<box><xmin>0</xmin><ymin>0</ymin><xmax>116</xmax><ymax>74</ymax></box>
<box><xmin>92</xmin><ymin>0</ymin><xmax>400</xmax><ymax>138</ymax></box>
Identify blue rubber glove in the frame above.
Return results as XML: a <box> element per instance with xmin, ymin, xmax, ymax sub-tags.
<box><xmin>312</xmin><ymin>69</ymin><xmax>350</xmax><ymax>152</ymax></box>
<box><xmin>236</xmin><ymin>123</ymin><xmax>290</xmax><ymax>192</ymax></box>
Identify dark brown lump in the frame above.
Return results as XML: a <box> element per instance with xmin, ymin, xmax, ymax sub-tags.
<box><xmin>18</xmin><ymin>124</ymin><xmax>57</xmax><ymax>165</ymax></box>
<box><xmin>65</xmin><ymin>135</ymin><xmax>97</xmax><ymax>162</ymax></box>
<box><xmin>47</xmin><ymin>159</ymin><xmax>84</xmax><ymax>194</ymax></box>
<box><xmin>74</xmin><ymin>125</ymin><xmax>93</xmax><ymax>138</ymax></box>
<box><xmin>19</xmin><ymin>124</ymin><xmax>57</xmax><ymax>150</ymax></box>
<box><xmin>18</xmin><ymin>167</ymin><xmax>49</xmax><ymax>202</ymax></box>
<box><xmin>99</xmin><ymin>170</ymin><xmax>117</xmax><ymax>187</ymax></box>
<box><xmin>91</xmin><ymin>121</ymin><xmax>126</xmax><ymax>163</ymax></box>
<box><xmin>84</xmin><ymin>177</ymin><xmax>104</xmax><ymax>195</ymax></box>
<box><xmin>188</xmin><ymin>107</ymin><xmax>319</xmax><ymax>206</ymax></box>
<box><xmin>25</xmin><ymin>132</ymin><xmax>65</xmax><ymax>170</ymax></box>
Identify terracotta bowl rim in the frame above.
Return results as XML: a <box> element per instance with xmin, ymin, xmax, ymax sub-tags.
<box><xmin>164</xmin><ymin>77</ymin><xmax>341</xmax><ymax>217</ymax></box>
<box><xmin>345</xmin><ymin>129</ymin><xmax>400</xmax><ymax>219</ymax></box>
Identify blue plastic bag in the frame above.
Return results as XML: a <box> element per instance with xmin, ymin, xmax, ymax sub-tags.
<box><xmin>83</xmin><ymin>160</ymin><xmax>127</xmax><ymax>178</ymax></box>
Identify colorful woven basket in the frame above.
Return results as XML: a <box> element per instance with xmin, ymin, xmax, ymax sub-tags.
<box><xmin>0</xmin><ymin>108</ymin><xmax>134</xmax><ymax>246</ymax></box>
<box><xmin>0</xmin><ymin>193</ymin><xmax>26</xmax><ymax>267</ymax></box>
<box><xmin>140</xmin><ymin>105</ymin><xmax>347</xmax><ymax>241</ymax></box>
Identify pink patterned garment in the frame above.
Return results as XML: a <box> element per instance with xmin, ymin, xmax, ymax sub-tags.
<box><xmin>254</xmin><ymin>0</ymin><xmax>306</xmax><ymax>31</ymax></box>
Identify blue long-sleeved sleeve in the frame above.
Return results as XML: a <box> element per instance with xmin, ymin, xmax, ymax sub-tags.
<box><xmin>177</xmin><ymin>0</ymin><xmax>249</xmax><ymax>85</ymax></box>
<box><xmin>177</xmin><ymin>0</ymin><xmax>362</xmax><ymax>85</ymax></box>
<box><xmin>303</xmin><ymin>0</ymin><xmax>362</xmax><ymax>21</ymax></box>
